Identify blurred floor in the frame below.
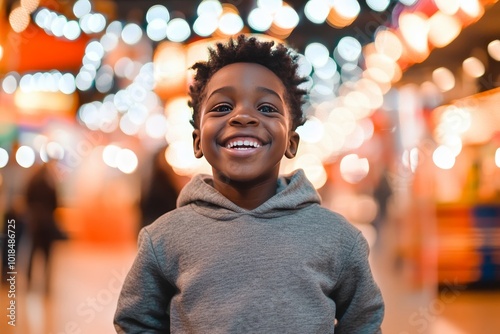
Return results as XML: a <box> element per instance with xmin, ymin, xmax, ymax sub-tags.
<box><xmin>371</xmin><ymin>217</ymin><xmax>500</xmax><ymax>334</ymax></box>
<box><xmin>1</xmin><ymin>241</ymin><xmax>137</xmax><ymax>334</ymax></box>
<box><xmin>1</xmin><ymin>220</ymin><xmax>500</xmax><ymax>334</ymax></box>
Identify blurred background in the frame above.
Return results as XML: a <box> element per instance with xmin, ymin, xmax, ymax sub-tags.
<box><xmin>0</xmin><ymin>0</ymin><xmax>500</xmax><ymax>333</ymax></box>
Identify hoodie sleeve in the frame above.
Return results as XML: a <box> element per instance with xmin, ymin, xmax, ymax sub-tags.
<box><xmin>114</xmin><ymin>229</ymin><xmax>176</xmax><ymax>333</ymax></box>
<box><xmin>329</xmin><ymin>232</ymin><xmax>384</xmax><ymax>334</ymax></box>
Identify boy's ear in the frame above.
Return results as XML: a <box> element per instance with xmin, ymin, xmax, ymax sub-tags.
<box><xmin>285</xmin><ymin>131</ymin><xmax>300</xmax><ymax>159</ymax></box>
<box><xmin>192</xmin><ymin>129</ymin><xmax>204</xmax><ymax>158</ymax></box>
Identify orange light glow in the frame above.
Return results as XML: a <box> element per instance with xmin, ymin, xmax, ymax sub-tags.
<box><xmin>9</xmin><ymin>7</ymin><xmax>30</xmax><ymax>33</ymax></box>
<box><xmin>0</xmin><ymin>24</ymin><xmax>89</xmax><ymax>73</ymax></box>
<box><xmin>153</xmin><ymin>42</ymin><xmax>188</xmax><ymax>98</ymax></box>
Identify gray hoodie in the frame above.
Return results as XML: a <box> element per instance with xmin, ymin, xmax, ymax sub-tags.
<box><xmin>114</xmin><ymin>169</ymin><xmax>384</xmax><ymax>333</ymax></box>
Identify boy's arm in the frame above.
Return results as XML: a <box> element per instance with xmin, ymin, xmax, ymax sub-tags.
<box><xmin>329</xmin><ymin>232</ymin><xmax>384</xmax><ymax>334</ymax></box>
<box><xmin>114</xmin><ymin>229</ymin><xmax>175</xmax><ymax>333</ymax></box>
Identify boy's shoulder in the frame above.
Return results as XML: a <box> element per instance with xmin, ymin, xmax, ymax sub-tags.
<box><xmin>143</xmin><ymin>197</ymin><xmax>361</xmax><ymax>233</ymax></box>
<box><xmin>145</xmin><ymin>205</ymin><xmax>194</xmax><ymax>229</ymax></box>
<box><xmin>304</xmin><ymin>204</ymin><xmax>362</xmax><ymax>238</ymax></box>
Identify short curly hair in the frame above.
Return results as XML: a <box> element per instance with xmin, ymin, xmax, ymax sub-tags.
<box><xmin>188</xmin><ymin>34</ymin><xmax>308</xmax><ymax>130</ymax></box>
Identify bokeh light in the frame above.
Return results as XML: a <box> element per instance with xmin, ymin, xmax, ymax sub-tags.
<box><xmin>488</xmin><ymin>40</ymin><xmax>500</xmax><ymax>61</ymax></box>
<box><xmin>433</xmin><ymin>145</ymin><xmax>456</xmax><ymax>169</ymax></box>
<box><xmin>116</xmin><ymin>148</ymin><xmax>138</xmax><ymax>174</ymax></box>
<box><xmin>432</xmin><ymin>67</ymin><xmax>456</xmax><ymax>92</ymax></box>
<box><xmin>16</xmin><ymin>146</ymin><xmax>36</xmax><ymax>168</ymax></box>
<box><xmin>102</xmin><ymin>144</ymin><xmax>121</xmax><ymax>168</ymax></box>
<box><xmin>428</xmin><ymin>12</ymin><xmax>461</xmax><ymax>48</ymax></box>
<box><xmin>0</xmin><ymin>148</ymin><xmax>9</xmax><ymax>168</ymax></box>
<box><xmin>340</xmin><ymin>154</ymin><xmax>370</xmax><ymax>184</ymax></box>
<box><xmin>9</xmin><ymin>6</ymin><xmax>31</xmax><ymax>33</ymax></box>
<box><xmin>248</xmin><ymin>7</ymin><xmax>274</xmax><ymax>31</ymax></box>
<box><xmin>166</xmin><ymin>18</ymin><xmax>191</xmax><ymax>42</ymax></box>
<box><xmin>121</xmin><ymin>23</ymin><xmax>143</xmax><ymax>45</ymax></box>
<box><xmin>304</xmin><ymin>0</ymin><xmax>330</xmax><ymax>24</ymax></box>
<box><xmin>218</xmin><ymin>12</ymin><xmax>244</xmax><ymax>35</ymax></box>
<box><xmin>462</xmin><ymin>57</ymin><xmax>485</xmax><ymax>78</ymax></box>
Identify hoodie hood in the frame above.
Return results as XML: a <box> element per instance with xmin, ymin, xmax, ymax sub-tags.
<box><xmin>177</xmin><ymin>169</ymin><xmax>321</xmax><ymax>220</ymax></box>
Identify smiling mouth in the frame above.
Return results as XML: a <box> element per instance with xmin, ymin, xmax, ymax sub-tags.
<box><xmin>224</xmin><ymin>137</ymin><xmax>263</xmax><ymax>150</ymax></box>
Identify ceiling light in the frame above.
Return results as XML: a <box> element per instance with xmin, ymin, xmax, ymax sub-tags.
<box><xmin>462</xmin><ymin>57</ymin><xmax>485</xmax><ymax>78</ymax></box>
<box><xmin>487</xmin><ymin>40</ymin><xmax>500</xmax><ymax>61</ymax></box>
<box><xmin>432</xmin><ymin>67</ymin><xmax>455</xmax><ymax>91</ymax></box>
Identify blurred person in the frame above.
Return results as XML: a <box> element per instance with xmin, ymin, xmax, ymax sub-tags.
<box><xmin>0</xmin><ymin>145</ymin><xmax>29</xmax><ymax>286</ymax></box>
<box><xmin>115</xmin><ymin>35</ymin><xmax>384</xmax><ymax>333</ymax></box>
<box><xmin>139</xmin><ymin>146</ymin><xmax>182</xmax><ymax>230</ymax></box>
<box><xmin>372</xmin><ymin>167</ymin><xmax>393</xmax><ymax>234</ymax></box>
<box><xmin>24</xmin><ymin>159</ymin><xmax>66</xmax><ymax>294</ymax></box>
<box><xmin>369</xmin><ymin>112</ymin><xmax>396</xmax><ymax>239</ymax></box>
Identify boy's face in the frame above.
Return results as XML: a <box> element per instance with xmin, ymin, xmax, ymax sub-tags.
<box><xmin>193</xmin><ymin>62</ymin><xmax>299</xmax><ymax>185</ymax></box>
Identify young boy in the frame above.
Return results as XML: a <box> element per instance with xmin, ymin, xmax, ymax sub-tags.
<box><xmin>114</xmin><ymin>35</ymin><xmax>384</xmax><ymax>333</ymax></box>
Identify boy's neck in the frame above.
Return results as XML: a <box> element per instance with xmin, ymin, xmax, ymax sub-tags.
<box><xmin>212</xmin><ymin>174</ymin><xmax>279</xmax><ymax>210</ymax></box>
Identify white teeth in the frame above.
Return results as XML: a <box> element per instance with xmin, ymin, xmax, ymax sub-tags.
<box><xmin>226</xmin><ymin>139</ymin><xmax>261</xmax><ymax>149</ymax></box>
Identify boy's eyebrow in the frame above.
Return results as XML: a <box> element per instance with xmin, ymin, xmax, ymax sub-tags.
<box><xmin>257</xmin><ymin>86</ymin><xmax>284</xmax><ymax>102</ymax></box>
<box><xmin>207</xmin><ymin>86</ymin><xmax>284</xmax><ymax>102</ymax></box>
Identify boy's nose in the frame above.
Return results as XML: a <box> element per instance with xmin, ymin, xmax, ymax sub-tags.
<box><xmin>228</xmin><ymin>113</ymin><xmax>260</xmax><ymax>127</ymax></box>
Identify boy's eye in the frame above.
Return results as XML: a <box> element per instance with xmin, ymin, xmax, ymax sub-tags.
<box><xmin>258</xmin><ymin>104</ymin><xmax>278</xmax><ymax>113</ymax></box>
<box><xmin>211</xmin><ymin>104</ymin><xmax>232</xmax><ymax>112</ymax></box>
